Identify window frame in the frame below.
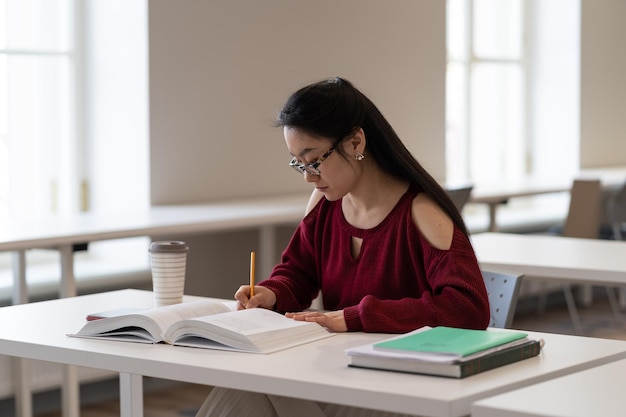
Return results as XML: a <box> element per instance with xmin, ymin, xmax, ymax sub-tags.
<box><xmin>446</xmin><ymin>0</ymin><xmax>531</xmax><ymax>184</ymax></box>
<box><xmin>0</xmin><ymin>0</ymin><xmax>83</xmax><ymax>219</ymax></box>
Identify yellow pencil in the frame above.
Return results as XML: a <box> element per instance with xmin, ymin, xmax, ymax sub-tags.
<box><xmin>249</xmin><ymin>251</ymin><xmax>256</xmax><ymax>298</ymax></box>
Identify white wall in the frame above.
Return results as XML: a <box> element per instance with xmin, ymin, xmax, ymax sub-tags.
<box><xmin>580</xmin><ymin>0</ymin><xmax>626</xmax><ymax>168</ymax></box>
<box><xmin>81</xmin><ymin>1</ymin><xmax>626</xmax><ymax>209</ymax></box>
<box><xmin>79</xmin><ymin>1</ymin><xmax>626</xmax><ymax>298</ymax></box>
<box><xmin>147</xmin><ymin>0</ymin><xmax>446</xmax><ymax>205</ymax></box>
<box><xmin>145</xmin><ymin>0</ymin><xmax>446</xmax><ymax>297</ymax></box>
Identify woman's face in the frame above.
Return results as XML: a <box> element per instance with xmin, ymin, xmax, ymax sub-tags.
<box><xmin>284</xmin><ymin>127</ymin><xmax>360</xmax><ymax>201</ymax></box>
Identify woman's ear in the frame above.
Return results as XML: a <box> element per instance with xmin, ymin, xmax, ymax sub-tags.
<box><xmin>350</xmin><ymin>128</ymin><xmax>366</xmax><ymax>152</ymax></box>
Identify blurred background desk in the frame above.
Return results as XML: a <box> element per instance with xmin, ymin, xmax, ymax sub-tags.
<box><xmin>470</xmin><ymin>181</ymin><xmax>570</xmax><ymax>232</ymax></box>
<box><xmin>472</xmin><ymin>357</ymin><xmax>626</xmax><ymax>417</ymax></box>
<box><xmin>0</xmin><ymin>193</ymin><xmax>309</xmax><ymax>305</ymax></box>
<box><xmin>471</xmin><ymin>232</ymin><xmax>626</xmax><ymax>334</ymax></box>
<box><xmin>468</xmin><ymin>165</ymin><xmax>626</xmax><ymax>232</ymax></box>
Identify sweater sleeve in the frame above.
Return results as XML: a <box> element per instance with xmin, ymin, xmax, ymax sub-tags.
<box><xmin>258</xmin><ymin>212</ymin><xmax>321</xmax><ymax>312</ymax></box>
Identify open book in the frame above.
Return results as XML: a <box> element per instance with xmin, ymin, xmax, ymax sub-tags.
<box><xmin>70</xmin><ymin>300</ymin><xmax>333</xmax><ymax>354</ymax></box>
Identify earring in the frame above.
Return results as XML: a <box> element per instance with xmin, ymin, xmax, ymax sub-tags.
<box><xmin>355</xmin><ymin>152</ymin><xmax>365</xmax><ymax>161</ymax></box>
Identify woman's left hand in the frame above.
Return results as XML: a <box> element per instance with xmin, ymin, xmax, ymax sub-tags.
<box><xmin>285</xmin><ymin>310</ymin><xmax>347</xmax><ymax>332</ymax></box>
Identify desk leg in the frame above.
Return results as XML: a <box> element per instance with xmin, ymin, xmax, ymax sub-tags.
<box><xmin>259</xmin><ymin>225</ymin><xmax>277</xmax><ymax>279</ymax></box>
<box><xmin>62</xmin><ymin>365</ymin><xmax>80</xmax><ymax>417</ymax></box>
<box><xmin>487</xmin><ymin>203</ymin><xmax>499</xmax><ymax>232</ymax></box>
<box><xmin>13</xmin><ymin>357</ymin><xmax>32</xmax><ymax>417</ymax></box>
<box><xmin>563</xmin><ymin>285</ymin><xmax>584</xmax><ymax>335</ymax></box>
<box><xmin>119</xmin><ymin>373</ymin><xmax>143</xmax><ymax>417</ymax></box>
<box><xmin>59</xmin><ymin>244</ymin><xmax>81</xmax><ymax>417</ymax></box>
<box><xmin>12</xmin><ymin>250</ymin><xmax>28</xmax><ymax>305</ymax></box>
<box><xmin>59</xmin><ymin>244</ymin><xmax>77</xmax><ymax>298</ymax></box>
<box><xmin>12</xmin><ymin>251</ymin><xmax>32</xmax><ymax>417</ymax></box>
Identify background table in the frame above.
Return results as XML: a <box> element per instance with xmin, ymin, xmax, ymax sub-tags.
<box><xmin>2</xmin><ymin>289</ymin><xmax>626</xmax><ymax>417</ymax></box>
<box><xmin>471</xmin><ymin>232</ymin><xmax>626</xmax><ymax>285</ymax></box>
<box><xmin>469</xmin><ymin>165</ymin><xmax>626</xmax><ymax>232</ymax></box>
<box><xmin>0</xmin><ymin>193</ymin><xmax>309</xmax><ymax>304</ymax></box>
<box><xmin>472</xmin><ymin>357</ymin><xmax>626</xmax><ymax>417</ymax></box>
<box><xmin>471</xmin><ymin>232</ymin><xmax>626</xmax><ymax>335</ymax></box>
<box><xmin>470</xmin><ymin>180</ymin><xmax>570</xmax><ymax>232</ymax></box>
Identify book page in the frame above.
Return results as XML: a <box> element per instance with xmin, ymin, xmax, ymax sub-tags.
<box><xmin>165</xmin><ymin>307</ymin><xmax>333</xmax><ymax>353</ymax></box>
<box><xmin>72</xmin><ymin>300</ymin><xmax>232</xmax><ymax>342</ymax></box>
<box><xmin>199</xmin><ymin>308</ymin><xmax>309</xmax><ymax>335</ymax></box>
<box><xmin>143</xmin><ymin>300</ymin><xmax>232</xmax><ymax>335</ymax></box>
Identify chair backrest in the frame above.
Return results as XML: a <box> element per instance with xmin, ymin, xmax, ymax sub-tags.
<box><xmin>607</xmin><ymin>181</ymin><xmax>626</xmax><ymax>240</ymax></box>
<box><xmin>562</xmin><ymin>179</ymin><xmax>603</xmax><ymax>239</ymax></box>
<box><xmin>482</xmin><ymin>270</ymin><xmax>523</xmax><ymax>328</ymax></box>
<box><xmin>446</xmin><ymin>184</ymin><xmax>474</xmax><ymax>211</ymax></box>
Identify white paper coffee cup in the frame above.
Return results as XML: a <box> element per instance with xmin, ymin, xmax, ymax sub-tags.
<box><xmin>149</xmin><ymin>241</ymin><xmax>189</xmax><ymax>307</ymax></box>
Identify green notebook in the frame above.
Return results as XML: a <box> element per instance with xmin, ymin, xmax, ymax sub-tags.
<box><xmin>373</xmin><ymin>327</ymin><xmax>528</xmax><ymax>357</ymax></box>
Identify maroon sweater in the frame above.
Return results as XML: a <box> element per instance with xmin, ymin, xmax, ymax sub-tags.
<box><xmin>259</xmin><ymin>186</ymin><xmax>490</xmax><ymax>333</ymax></box>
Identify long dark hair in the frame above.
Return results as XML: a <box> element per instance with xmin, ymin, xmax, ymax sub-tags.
<box><xmin>276</xmin><ymin>77</ymin><xmax>469</xmax><ymax>237</ymax></box>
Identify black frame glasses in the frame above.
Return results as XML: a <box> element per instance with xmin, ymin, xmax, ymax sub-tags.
<box><xmin>289</xmin><ymin>147</ymin><xmax>335</xmax><ymax>176</ymax></box>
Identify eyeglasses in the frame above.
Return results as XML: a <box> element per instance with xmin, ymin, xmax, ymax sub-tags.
<box><xmin>289</xmin><ymin>147</ymin><xmax>335</xmax><ymax>176</ymax></box>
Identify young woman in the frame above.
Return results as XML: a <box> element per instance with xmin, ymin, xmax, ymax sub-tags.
<box><xmin>195</xmin><ymin>77</ymin><xmax>489</xmax><ymax>417</ymax></box>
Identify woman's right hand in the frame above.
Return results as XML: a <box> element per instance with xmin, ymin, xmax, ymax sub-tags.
<box><xmin>234</xmin><ymin>285</ymin><xmax>276</xmax><ymax>310</ymax></box>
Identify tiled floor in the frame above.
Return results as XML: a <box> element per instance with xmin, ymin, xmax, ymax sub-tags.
<box><xmin>512</xmin><ymin>288</ymin><xmax>626</xmax><ymax>341</ymax></box>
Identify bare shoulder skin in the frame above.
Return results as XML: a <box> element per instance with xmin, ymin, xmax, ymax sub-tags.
<box><xmin>411</xmin><ymin>193</ymin><xmax>455</xmax><ymax>250</ymax></box>
<box><xmin>305</xmin><ymin>189</ymin><xmax>325</xmax><ymax>215</ymax></box>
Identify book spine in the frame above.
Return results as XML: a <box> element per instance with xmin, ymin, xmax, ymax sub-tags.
<box><xmin>459</xmin><ymin>340</ymin><xmax>542</xmax><ymax>378</ymax></box>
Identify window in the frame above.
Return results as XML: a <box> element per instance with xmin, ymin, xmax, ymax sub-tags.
<box><xmin>447</xmin><ymin>0</ymin><xmax>526</xmax><ymax>185</ymax></box>
<box><xmin>0</xmin><ymin>0</ymin><xmax>79</xmax><ymax>219</ymax></box>
<box><xmin>447</xmin><ymin>0</ymin><xmax>580</xmax><ymax>186</ymax></box>
<box><xmin>0</xmin><ymin>2</ymin><xmax>151</xmax><ymax>299</ymax></box>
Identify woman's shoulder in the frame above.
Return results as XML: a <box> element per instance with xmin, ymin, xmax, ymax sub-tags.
<box><xmin>410</xmin><ymin>193</ymin><xmax>455</xmax><ymax>250</ymax></box>
<box><xmin>304</xmin><ymin>189</ymin><xmax>325</xmax><ymax>215</ymax></box>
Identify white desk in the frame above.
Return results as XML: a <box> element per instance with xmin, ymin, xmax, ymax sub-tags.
<box><xmin>470</xmin><ymin>180</ymin><xmax>570</xmax><ymax>232</ymax></box>
<box><xmin>471</xmin><ymin>232</ymin><xmax>626</xmax><ymax>334</ymax></box>
<box><xmin>472</xmin><ymin>358</ymin><xmax>626</xmax><ymax>417</ymax></box>
<box><xmin>0</xmin><ymin>193</ymin><xmax>309</xmax><ymax>305</ymax></box>
<box><xmin>2</xmin><ymin>290</ymin><xmax>626</xmax><ymax>417</ymax></box>
<box><xmin>469</xmin><ymin>166</ymin><xmax>626</xmax><ymax>232</ymax></box>
<box><xmin>0</xmin><ymin>193</ymin><xmax>308</xmax><ymax>417</ymax></box>
<box><xmin>471</xmin><ymin>233</ymin><xmax>626</xmax><ymax>286</ymax></box>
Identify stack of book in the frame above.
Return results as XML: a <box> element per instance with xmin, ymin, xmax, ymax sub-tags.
<box><xmin>346</xmin><ymin>326</ymin><xmax>543</xmax><ymax>378</ymax></box>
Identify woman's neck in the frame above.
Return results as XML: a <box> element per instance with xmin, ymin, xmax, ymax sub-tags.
<box><xmin>342</xmin><ymin>170</ymin><xmax>410</xmax><ymax>229</ymax></box>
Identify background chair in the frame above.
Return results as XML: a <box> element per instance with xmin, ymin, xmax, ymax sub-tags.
<box><xmin>606</xmin><ymin>180</ymin><xmax>626</xmax><ymax>307</ymax></box>
<box><xmin>542</xmin><ymin>179</ymin><xmax>623</xmax><ymax>334</ymax></box>
<box><xmin>606</xmin><ymin>180</ymin><xmax>626</xmax><ymax>240</ymax></box>
<box><xmin>446</xmin><ymin>184</ymin><xmax>474</xmax><ymax>211</ymax></box>
<box><xmin>561</xmin><ymin>179</ymin><xmax>603</xmax><ymax>239</ymax></box>
<box><xmin>482</xmin><ymin>269</ymin><xmax>523</xmax><ymax>329</ymax></box>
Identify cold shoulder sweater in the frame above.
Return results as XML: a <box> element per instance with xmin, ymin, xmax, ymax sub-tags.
<box><xmin>259</xmin><ymin>186</ymin><xmax>490</xmax><ymax>333</ymax></box>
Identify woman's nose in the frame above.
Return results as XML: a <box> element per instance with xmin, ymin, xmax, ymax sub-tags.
<box><xmin>304</xmin><ymin>172</ymin><xmax>318</xmax><ymax>183</ymax></box>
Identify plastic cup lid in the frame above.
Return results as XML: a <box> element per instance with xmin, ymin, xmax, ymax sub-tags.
<box><xmin>149</xmin><ymin>241</ymin><xmax>189</xmax><ymax>253</ymax></box>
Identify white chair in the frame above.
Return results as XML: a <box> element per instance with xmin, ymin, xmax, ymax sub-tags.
<box><xmin>482</xmin><ymin>269</ymin><xmax>523</xmax><ymax>329</ymax></box>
